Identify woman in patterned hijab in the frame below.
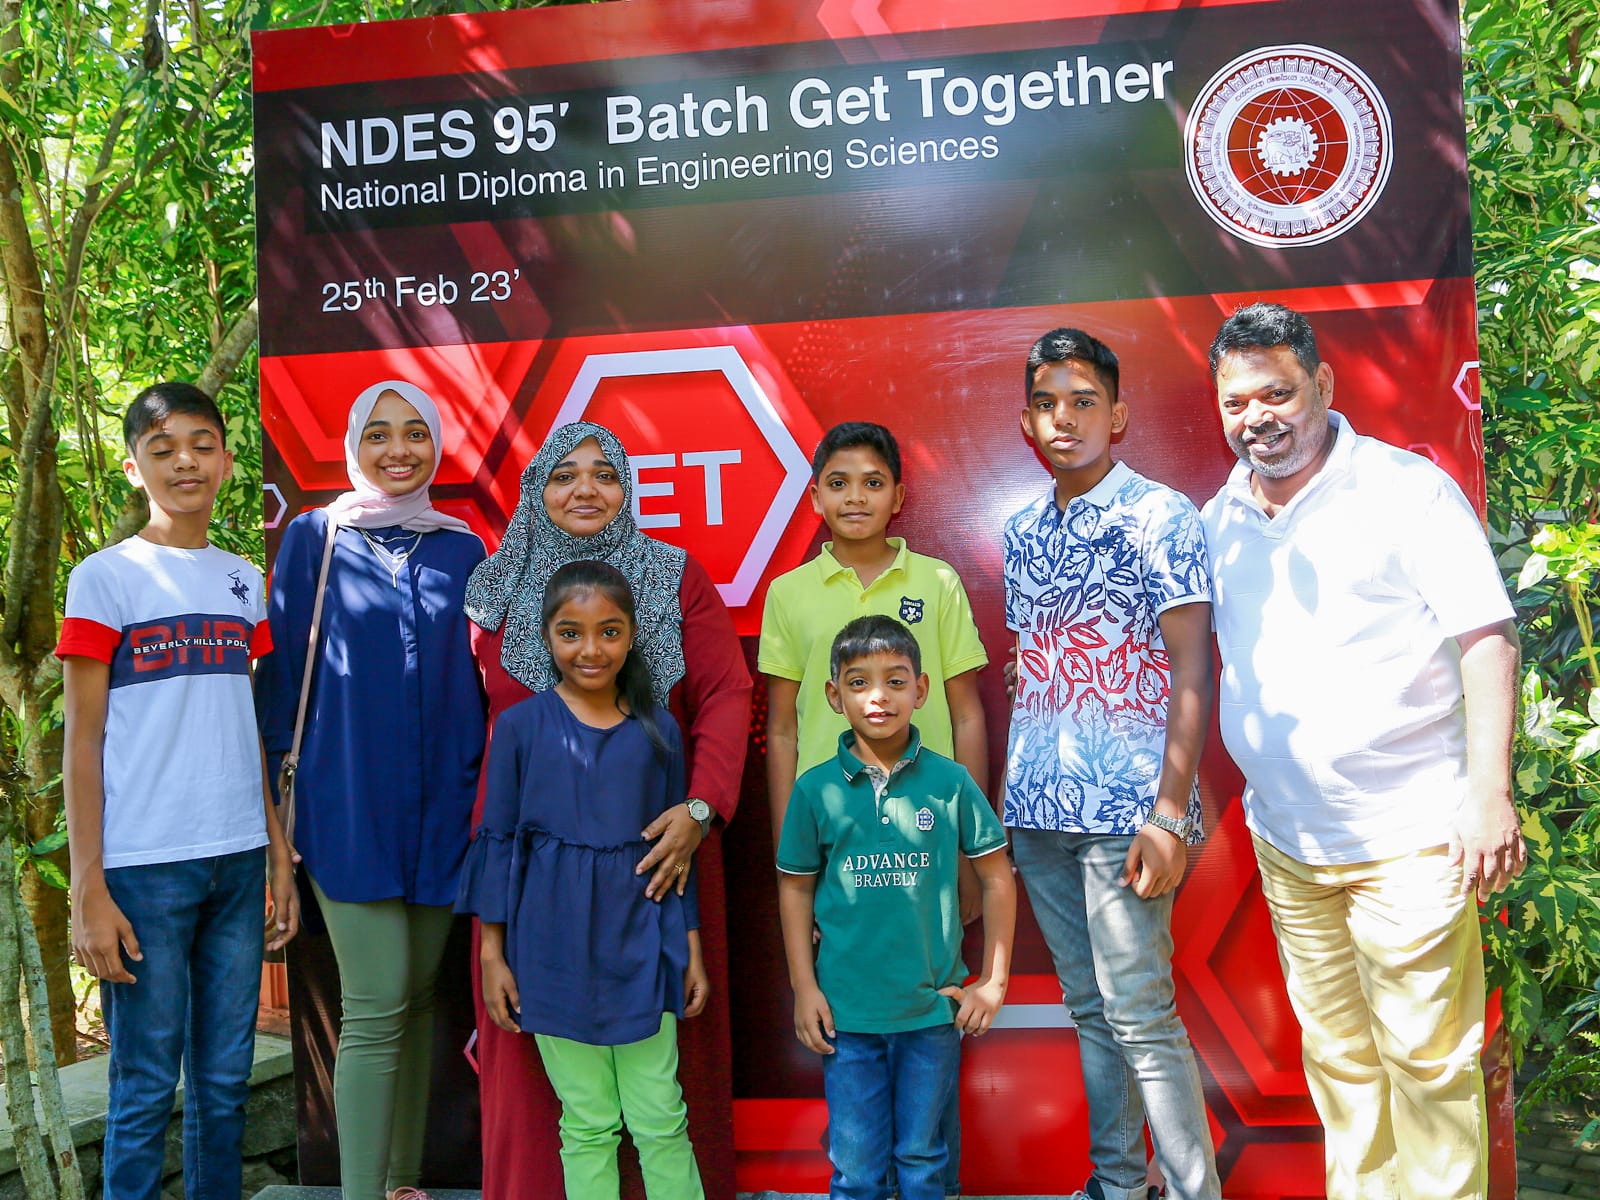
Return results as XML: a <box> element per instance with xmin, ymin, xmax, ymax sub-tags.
<box><xmin>461</xmin><ymin>418</ymin><xmax>751</xmax><ymax>1200</ymax></box>
<box><xmin>464</xmin><ymin>420</ymin><xmax>687</xmax><ymax>703</ymax></box>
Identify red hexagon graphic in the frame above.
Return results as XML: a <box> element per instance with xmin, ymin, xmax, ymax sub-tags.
<box><xmin>260</xmin><ymin>340</ymin><xmax>544</xmax><ymax>495</ymax></box>
<box><xmin>554</xmin><ymin>347</ymin><xmax>810</xmax><ymax>607</ymax></box>
<box><xmin>1176</xmin><ymin>797</ymin><xmax>1320</xmax><ymax>1121</ymax></box>
<box><xmin>262</xmin><ymin>483</ymin><xmax>289</xmax><ymax>530</ymax></box>
<box><xmin>259</xmin><ymin>341</ymin><xmax>551</xmax><ymax>551</ymax></box>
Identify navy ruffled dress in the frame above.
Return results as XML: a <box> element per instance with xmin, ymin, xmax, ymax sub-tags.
<box><xmin>456</xmin><ymin>688</ymin><xmax>698</xmax><ymax>1047</ymax></box>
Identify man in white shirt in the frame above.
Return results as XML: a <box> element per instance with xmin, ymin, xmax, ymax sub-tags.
<box><xmin>1200</xmin><ymin>302</ymin><xmax>1525</xmax><ymax>1200</ymax></box>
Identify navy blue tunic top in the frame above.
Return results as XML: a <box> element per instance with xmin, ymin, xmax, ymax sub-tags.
<box><xmin>455</xmin><ymin>688</ymin><xmax>699</xmax><ymax>1047</ymax></box>
<box><xmin>256</xmin><ymin>508</ymin><xmax>487</xmax><ymax>906</ymax></box>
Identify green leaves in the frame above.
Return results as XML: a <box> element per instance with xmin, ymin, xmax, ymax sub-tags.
<box><xmin>30</xmin><ymin>859</ymin><xmax>67</xmax><ymax>890</ymax></box>
<box><xmin>8</xmin><ymin>828</ymin><xmax>69</xmax><ymax>891</ymax></box>
<box><xmin>1577</xmin><ymin>725</ymin><xmax>1600</xmax><ymax>763</ymax></box>
<box><xmin>1492</xmin><ymin>660</ymin><xmax>1600</xmax><ymax>1069</ymax></box>
<box><xmin>1468</xmin><ymin>0</ymin><xmax>1600</xmax><ymax>532</ymax></box>
<box><xmin>1471</xmin><ymin>3</ymin><xmax>1600</xmax><ymax>1091</ymax></box>
<box><xmin>1517</xmin><ymin>748</ymin><xmax>1555</xmax><ymax>794</ymax></box>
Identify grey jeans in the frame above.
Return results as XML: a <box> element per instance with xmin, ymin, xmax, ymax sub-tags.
<box><xmin>1011</xmin><ymin>828</ymin><xmax>1221</xmax><ymax>1200</ymax></box>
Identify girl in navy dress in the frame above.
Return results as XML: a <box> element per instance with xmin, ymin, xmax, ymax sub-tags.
<box><xmin>257</xmin><ymin>380</ymin><xmax>486</xmax><ymax>1200</ymax></box>
<box><xmin>457</xmin><ymin>560</ymin><xmax>707</xmax><ymax>1200</ymax></box>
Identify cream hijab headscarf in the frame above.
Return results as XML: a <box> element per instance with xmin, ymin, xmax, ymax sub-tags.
<box><xmin>324</xmin><ymin>380</ymin><xmax>472</xmax><ymax>534</ymax></box>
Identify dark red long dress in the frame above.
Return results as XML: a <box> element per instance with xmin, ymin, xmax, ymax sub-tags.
<box><xmin>469</xmin><ymin>555</ymin><xmax>751</xmax><ymax>1200</ymax></box>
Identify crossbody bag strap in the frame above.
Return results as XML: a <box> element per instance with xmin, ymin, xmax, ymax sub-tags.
<box><xmin>279</xmin><ymin>515</ymin><xmax>340</xmax><ymax>841</ymax></box>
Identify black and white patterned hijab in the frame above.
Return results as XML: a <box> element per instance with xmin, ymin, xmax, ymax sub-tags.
<box><xmin>463</xmin><ymin>421</ymin><xmax>688</xmax><ymax>704</ymax></box>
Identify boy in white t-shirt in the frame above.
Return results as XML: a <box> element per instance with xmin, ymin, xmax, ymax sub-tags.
<box><xmin>57</xmin><ymin>382</ymin><xmax>298</xmax><ymax>1200</ymax></box>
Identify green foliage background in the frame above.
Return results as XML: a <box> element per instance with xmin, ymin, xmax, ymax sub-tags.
<box><xmin>1464</xmin><ymin>0</ymin><xmax>1600</xmax><ymax>1119</ymax></box>
<box><xmin>0</xmin><ymin>0</ymin><xmax>1596</xmax><ymax>1113</ymax></box>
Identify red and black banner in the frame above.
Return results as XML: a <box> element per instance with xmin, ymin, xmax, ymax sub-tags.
<box><xmin>253</xmin><ymin>2</ymin><xmax>1508</xmax><ymax>1195</ymax></box>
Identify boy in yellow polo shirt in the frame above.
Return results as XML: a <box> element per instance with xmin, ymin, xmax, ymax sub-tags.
<box><xmin>762</xmin><ymin>422</ymin><xmax>990</xmax><ymax>829</ymax></box>
<box><xmin>760</xmin><ymin>421</ymin><xmax>989</xmax><ymax>1197</ymax></box>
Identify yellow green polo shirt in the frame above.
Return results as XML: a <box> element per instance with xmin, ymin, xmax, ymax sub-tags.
<box><xmin>759</xmin><ymin>538</ymin><xmax>989</xmax><ymax>773</ymax></box>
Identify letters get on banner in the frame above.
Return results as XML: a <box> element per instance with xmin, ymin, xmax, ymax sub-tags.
<box><xmin>250</xmin><ymin>0</ymin><xmax>1510</xmax><ymax>1195</ymax></box>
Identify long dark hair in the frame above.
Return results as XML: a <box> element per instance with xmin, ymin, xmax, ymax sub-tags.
<box><xmin>540</xmin><ymin>559</ymin><xmax>669</xmax><ymax>752</ymax></box>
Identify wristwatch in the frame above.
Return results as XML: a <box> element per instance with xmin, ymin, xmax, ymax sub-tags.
<box><xmin>686</xmin><ymin>797</ymin><xmax>714</xmax><ymax>837</ymax></box>
<box><xmin>1145</xmin><ymin>811</ymin><xmax>1193</xmax><ymax>840</ymax></box>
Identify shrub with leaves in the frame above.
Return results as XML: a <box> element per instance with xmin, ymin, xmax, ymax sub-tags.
<box><xmin>1466</xmin><ymin>0</ymin><xmax>1600</xmax><ymax>1126</ymax></box>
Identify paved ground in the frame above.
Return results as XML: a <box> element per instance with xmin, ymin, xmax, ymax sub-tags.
<box><xmin>1517</xmin><ymin>1095</ymin><xmax>1600</xmax><ymax>1198</ymax></box>
<box><xmin>11</xmin><ymin>1022</ymin><xmax>1588</xmax><ymax>1196</ymax></box>
<box><xmin>247</xmin><ymin>1090</ymin><xmax>1600</xmax><ymax>1198</ymax></box>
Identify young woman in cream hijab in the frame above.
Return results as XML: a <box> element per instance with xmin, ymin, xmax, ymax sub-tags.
<box><xmin>257</xmin><ymin>380</ymin><xmax>486</xmax><ymax>1200</ymax></box>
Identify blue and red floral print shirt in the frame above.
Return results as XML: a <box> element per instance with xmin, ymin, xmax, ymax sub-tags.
<box><xmin>1003</xmin><ymin>462</ymin><xmax>1211</xmax><ymax>839</ymax></box>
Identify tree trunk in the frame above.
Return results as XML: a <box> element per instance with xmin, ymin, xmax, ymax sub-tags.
<box><xmin>195</xmin><ymin>299</ymin><xmax>259</xmax><ymax>399</ymax></box>
<box><xmin>15</xmin><ymin>852</ymin><xmax>85</xmax><ymax>1200</ymax></box>
<box><xmin>0</xmin><ymin>835</ymin><xmax>59</xmax><ymax>1200</ymax></box>
<box><xmin>21</xmin><ymin>717</ymin><xmax>74</xmax><ymax>1066</ymax></box>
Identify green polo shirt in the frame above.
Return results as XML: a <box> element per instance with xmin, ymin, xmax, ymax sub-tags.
<box><xmin>776</xmin><ymin>728</ymin><xmax>1008</xmax><ymax>1033</ymax></box>
<box><xmin>759</xmin><ymin>538</ymin><xmax>989</xmax><ymax>773</ymax></box>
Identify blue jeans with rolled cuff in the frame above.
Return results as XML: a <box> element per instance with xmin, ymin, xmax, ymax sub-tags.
<box><xmin>101</xmin><ymin>848</ymin><xmax>265</xmax><ymax>1200</ymax></box>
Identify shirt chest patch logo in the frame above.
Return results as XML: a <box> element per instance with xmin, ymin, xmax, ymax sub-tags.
<box><xmin>915</xmin><ymin>806</ymin><xmax>935</xmax><ymax>831</ymax></box>
<box><xmin>899</xmin><ymin>596</ymin><xmax>924</xmax><ymax>623</ymax></box>
<box><xmin>228</xmin><ymin>570</ymin><xmax>251</xmax><ymax>607</ymax></box>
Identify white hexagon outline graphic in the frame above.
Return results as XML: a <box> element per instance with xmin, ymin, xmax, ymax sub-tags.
<box><xmin>262</xmin><ymin>483</ymin><xmax>289</xmax><ymax>530</ymax></box>
<box><xmin>552</xmin><ymin>346</ymin><xmax>811</xmax><ymax>608</ymax></box>
<box><xmin>1453</xmin><ymin>360</ymin><xmax>1481</xmax><ymax>412</ymax></box>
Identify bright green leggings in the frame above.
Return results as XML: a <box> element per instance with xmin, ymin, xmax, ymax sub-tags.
<box><xmin>535</xmin><ymin>1014</ymin><xmax>705</xmax><ymax>1200</ymax></box>
<box><xmin>308</xmin><ymin>874</ymin><xmax>455</xmax><ymax>1200</ymax></box>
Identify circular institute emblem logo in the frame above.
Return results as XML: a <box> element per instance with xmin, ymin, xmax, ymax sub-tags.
<box><xmin>1184</xmin><ymin>44</ymin><xmax>1393</xmax><ymax>247</ymax></box>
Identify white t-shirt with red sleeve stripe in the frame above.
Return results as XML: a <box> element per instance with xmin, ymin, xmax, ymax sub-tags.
<box><xmin>57</xmin><ymin>536</ymin><xmax>272</xmax><ymax>868</ymax></box>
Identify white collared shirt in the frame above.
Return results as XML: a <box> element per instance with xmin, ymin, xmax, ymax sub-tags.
<box><xmin>1201</xmin><ymin>413</ymin><xmax>1513</xmax><ymax>865</ymax></box>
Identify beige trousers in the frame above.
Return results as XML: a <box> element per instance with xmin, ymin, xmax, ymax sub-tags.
<box><xmin>1251</xmin><ymin>834</ymin><xmax>1489</xmax><ymax>1200</ymax></box>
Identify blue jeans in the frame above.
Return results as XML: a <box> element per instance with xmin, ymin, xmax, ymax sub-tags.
<box><xmin>831</xmin><ymin>1056</ymin><xmax>963</xmax><ymax>1196</ymax></box>
<box><xmin>880</xmin><ymin>1079</ymin><xmax>962</xmax><ymax>1197</ymax></box>
<box><xmin>101</xmin><ymin>848</ymin><xmax>265</xmax><ymax>1200</ymax></box>
<box><xmin>1011</xmin><ymin>829</ymin><xmax>1220</xmax><ymax>1200</ymax></box>
<box><xmin>821</xmin><ymin>1023</ymin><xmax>960</xmax><ymax>1200</ymax></box>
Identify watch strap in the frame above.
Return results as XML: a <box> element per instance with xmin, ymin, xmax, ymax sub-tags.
<box><xmin>1145</xmin><ymin>810</ymin><xmax>1192</xmax><ymax>839</ymax></box>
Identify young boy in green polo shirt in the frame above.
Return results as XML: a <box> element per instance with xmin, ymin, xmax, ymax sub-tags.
<box><xmin>777</xmin><ymin>615</ymin><xmax>1014</xmax><ymax>1200</ymax></box>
